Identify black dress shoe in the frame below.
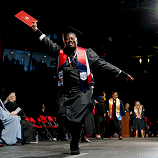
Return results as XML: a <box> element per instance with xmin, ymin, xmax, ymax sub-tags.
<box><xmin>71</xmin><ymin>149</ymin><xmax>80</xmax><ymax>155</ymax></box>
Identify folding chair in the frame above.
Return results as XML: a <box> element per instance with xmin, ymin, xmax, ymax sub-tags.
<box><xmin>29</xmin><ymin>117</ymin><xmax>45</xmax><ymax>140</ymax></box>
<box><xmin>47</xmin><ymin>116</ymin><xmax>71</xmax><ymax>140</ymax></box>
<box><xmin>37</xmin><ymin>116</ymin><xmax>54</xmax><ymax>140</ymax></box>
<box><xmin>40</xmin><ymin>115</ymin><xmax>58</xmax><ymax>140</ymax></box>
<box><xmin>47</xmin><ymin>116</ymin><xmax>58</xmax><ymax>126</ymax></box>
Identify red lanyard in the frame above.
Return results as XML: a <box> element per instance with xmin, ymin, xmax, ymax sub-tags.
<box><xmin>68</xmin><ymin>50</ymin><xmax>77</xmax><ymax>68</ymax></box>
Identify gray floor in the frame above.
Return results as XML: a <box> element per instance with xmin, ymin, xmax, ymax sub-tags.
<box><xmin>1</xmin><ymin>137</ymin><xmax>158</xmax><ymax>158</ymax></box>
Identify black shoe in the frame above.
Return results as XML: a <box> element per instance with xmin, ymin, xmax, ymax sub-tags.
<box><xmin>71</xmin><ymin>149</ymin><xmax>80</xmax><ymax>155</ymax></box>
<box><xmin>119</xmin><ymin>136</ymin><xmax>122</xmax><ymax>140</ymax></box>
<box><xmin>60</xmin><ymin>138</ymin><xmax>68</xmax><ymax>141</ymax></box>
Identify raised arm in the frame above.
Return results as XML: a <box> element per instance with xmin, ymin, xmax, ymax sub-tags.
<box><xmin>32</xmin><ymin>22</ymin><xmax>61</xmax><ymax>58</ymax></box>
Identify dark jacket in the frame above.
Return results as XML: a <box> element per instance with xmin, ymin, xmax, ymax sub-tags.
<box><xmin>5</xmin><ymin>101</ymin><xmax>26</xmax><ymax>120</ymax></box>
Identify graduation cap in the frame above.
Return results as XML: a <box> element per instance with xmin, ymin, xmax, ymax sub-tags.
<box><xmin>62</xmin><ymin>26</ymin><xmax>83</xmax><ymax>45</ymax></box>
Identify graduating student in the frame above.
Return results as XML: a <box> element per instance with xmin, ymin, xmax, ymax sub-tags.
<box><xmin>107</xmin><ymin>92</ymin><xmax>125</xmax><ymax>140</ymax></box>
<box><xmin>31</xmin><ymin>22</ymin><xmax>134</xmax><ymax>155</ymax></box>
<box><xmin>132</xmin><ymin>101</ymin><xmax>145</xmax><ymax>137</ymax></box>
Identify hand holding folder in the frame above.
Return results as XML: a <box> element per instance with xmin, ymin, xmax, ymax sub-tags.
<box><xmin>15</xmin><ymin>10</ymin><xmax>38</xmax><ymax>27</ymax></box>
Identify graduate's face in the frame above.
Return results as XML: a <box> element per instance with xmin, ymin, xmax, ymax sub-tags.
<box><xmin>65</xmin><ymin>34</ymin><xmax>78</xmax><ymax>48</ymax></box>
<box><xmin>112</xmin><ymin>93</ymin><xmax>118</xmax><ymax>99</ymax></box>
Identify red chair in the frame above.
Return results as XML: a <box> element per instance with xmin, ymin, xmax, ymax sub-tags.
<box><xmin>47</xmin><ymin>116</ymin><xmax>58</xmax><ymax>127</ymax></box>
<box><xmin>40</xmin><ymin>115</ymin><xmax>58</xmax><ymax>140</ymax></box>
<box><xmin>30</xmin><ymin>117</ymin><xmax>46</xmax><ymax>140</ymax></box>
<box><xmin>25</xmin><ymin>117</ymin><xmax>30</xmax><ymax>122</ymax></box>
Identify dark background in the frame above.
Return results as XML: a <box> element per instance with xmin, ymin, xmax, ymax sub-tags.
<box><xmin>0</xmin><ymin>0</ymin><xmax>158</xmax><ymax>127</ymax></box>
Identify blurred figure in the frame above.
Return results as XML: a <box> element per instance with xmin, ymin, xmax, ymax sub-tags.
<box><xmin>39</xmin><ymin>103</ymin><xmax>48</xmax><ymax>116</ymax></box>
<box><xmin>132</xmin><ymin>101</ymin><xmax>145</xmax><ymax>137</ymax></box>
<box><xmin>95</xmin><ymin>91</ymin><xmax>107</xmax><ymax>139</ymax></box>
<box><xmin>125</xmin><ymin>103</ymin><xmax>130</xmax><ymax>112</ymax></box>
<box><xmin>81</xmin><ymin>98</ymin><xmax>96</xmax><ymax>142</ymax></box>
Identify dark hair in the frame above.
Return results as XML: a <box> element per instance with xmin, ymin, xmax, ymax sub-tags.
<box><xmin>113</xmin><ymin>92</ymin><xmax>118</xmax><ymax>95</ymax></box>
<box><xmin>65</xmin><ymin>32</ymin><xmax>77</xmax><ymax>39</ymax></box>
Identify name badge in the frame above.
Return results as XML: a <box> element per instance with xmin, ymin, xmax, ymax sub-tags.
<box><xmin>80</xmin><ymin>72</ymin><xmax>87</xmax><ymax>81</ymax></box>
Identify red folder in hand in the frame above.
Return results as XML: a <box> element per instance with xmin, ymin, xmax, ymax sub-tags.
<box><xmin>15</xmin><ymin>10</ymin><xmax>38</xmax><ymax>27</ymax></box>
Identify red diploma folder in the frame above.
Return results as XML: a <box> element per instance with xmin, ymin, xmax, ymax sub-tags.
<box><xmin>15</xmin><ymin>10</ymin><xmax>38</xmax><ymax>27</ymax></box>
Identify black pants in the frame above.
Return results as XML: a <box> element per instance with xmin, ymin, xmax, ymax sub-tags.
<box><xmin>58</xmin><ymin>116</ymin><xmax>83</xmax><ymax>150</ymax></box>
<box><xmin>109</xmin><ymin>119</ymin><xmax>122</xmax><ymax>137</ymax></box>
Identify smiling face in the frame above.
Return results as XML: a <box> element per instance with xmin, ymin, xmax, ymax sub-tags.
<box><xmin>65</xmin><ymin>33</ymin><xmax>78</xmax><ymax>49</ymax></box>
<box><xmin>112</xmin><ymin>92</ymin><xmax>118</xmax><ymax>99</ymax></box>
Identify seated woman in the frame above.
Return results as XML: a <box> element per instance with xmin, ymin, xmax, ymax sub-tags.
<box><xmin>0</xmin><ymin>100</ymin><xmax>21</xmax><ymax>145</ymax></box>
<box><xmin>4</xmin><ymin>92</ymin><xmax>35</xmax><ymax>144</ymax></box>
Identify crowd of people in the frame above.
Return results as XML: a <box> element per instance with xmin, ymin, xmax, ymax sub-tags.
<box><xmin>0</xmin><ymin>91</ymin><xmax>153</xmax><ymax>149</ymax></box>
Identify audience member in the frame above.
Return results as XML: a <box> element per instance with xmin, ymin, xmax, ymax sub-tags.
<box><xmin>0</xmin><ymin>99</ymin><xmax>21</xmax><ymax>145</ymax></box>
<box><xmin>38</xmin><ymin>103</ymin><xmax>48</xmax><ymax>116</ymax></box>
<box><xmin>4</xmin><ymin>92</ymin><xmax>35</xmax><ymax>144</ymax></box>
<box><xmin>132</xmin><ymin>101</ymin><xmax>145</xmax><ymax>137</ymax></box>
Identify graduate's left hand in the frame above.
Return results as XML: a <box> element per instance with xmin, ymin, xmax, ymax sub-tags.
<box><xmin>126</xmin><ymin>74</ymin><xmax>134</xmax><ymax>81</ymax></box>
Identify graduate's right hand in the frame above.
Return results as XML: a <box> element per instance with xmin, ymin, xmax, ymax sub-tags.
<box><xmin>32</xmin><ymin>21</ymin><xmax>38</xmax><ymax>32</ymax></box>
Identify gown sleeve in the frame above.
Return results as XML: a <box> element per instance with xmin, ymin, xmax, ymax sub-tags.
<box><xmin>34</xmin><ymin>29</ymin><xmax>61</xmax><ymax>58</ymax></box>
<box><xmin>86</xmin><ymin>48</ymin><xmax>128</xmax><ymax>78</ymax></box>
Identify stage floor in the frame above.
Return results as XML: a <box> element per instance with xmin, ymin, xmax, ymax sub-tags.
<box><xmin>1</xmin><ymin>137</ymin><xmax>158</xmax><ymax>158</ymax></box>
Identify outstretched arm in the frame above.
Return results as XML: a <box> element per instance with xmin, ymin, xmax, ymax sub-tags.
<box><xmin>87</xmin><ymin>48</ymin><xmax>134</xmax><ymax>81</ymax></box>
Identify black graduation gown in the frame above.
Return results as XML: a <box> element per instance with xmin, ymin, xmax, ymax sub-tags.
<box><xmin>95</xmin><ymin>96</ymin><xmax>107</xmax><ymax>134</ymax></box>
<box><xmin>82</xmin><ymin>98</ymin><xmax>96</xmax><ymax>136</ymax></box>
<box><xmin>132</xmin><ymin>107</ymin><xmax>145</xmax><ymax>130</ymax></box>
<box><xmin>5</xmin><ymin>102</ymin><xmax>35</xmax><ymax>142</ymax></box>
<box><xmin>35</xmin><ymin>29</ymin><xmax>128</xmax><ymax>124</ymax></box>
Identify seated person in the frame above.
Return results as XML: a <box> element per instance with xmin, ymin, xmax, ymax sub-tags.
<box><xmin>39</xmin><ymin>103</ymin><xmax>48</xmax><ymax>116</ymax></box>
<box><xmin>0</xmin><ymin>99</ymin><xmax>21</xmax><ymax>145</ymax></box>
<box><xmin>4</xmin><ymin>92</ymin><xmax>35</xmax><ymax>143</ymax></box>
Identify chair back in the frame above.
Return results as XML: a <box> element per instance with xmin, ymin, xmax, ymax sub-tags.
<box><xmin>37</xmin><ymin>117</ymin><xmax>41</xmax><ymax>123</ymax></box>
<box><xmin>25</xmin><ymin>117</ymin><xmax>30</xmax><ymax>122</ymax></box>
<box><xmin>40</xmin><ymin>115</ymin><xmax>47</xmax><ymax>123</ymax></box>
<box><xmin>47</xmin><ymin>116</ymin><xmax>54</xmax><ymax>122</ymax></box>
<box><xmin>30</xmin><ymin>117</ymin><xmax>36</xmax><ymax>123</ymax></box>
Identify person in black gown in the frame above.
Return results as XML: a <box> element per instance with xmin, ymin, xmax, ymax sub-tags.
<box><xmin>95</xmin><ymin>91</ymin><xmax>107</xmax><ymax>139</ymax></box>
<box><xmin>31</xmin><ymin>22</ymin><xmax>134</xmax><ymax>155</ymax></box>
